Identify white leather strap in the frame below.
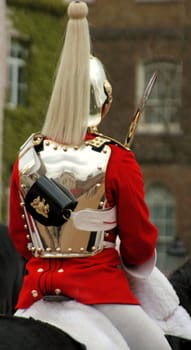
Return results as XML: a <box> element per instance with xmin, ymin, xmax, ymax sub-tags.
<box><xmin>71</xmin><ymin>206</ymin><xmax>117</xmax><ymax>231</ymax></box>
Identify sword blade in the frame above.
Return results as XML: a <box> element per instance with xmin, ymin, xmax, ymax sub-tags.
<box><xmin>124</xmin><ymin>71</ymin><xmax>158</xmax><ymax>149</ymax></box>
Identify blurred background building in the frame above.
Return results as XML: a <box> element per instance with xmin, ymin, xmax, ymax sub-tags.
<box><xmin>1</xmin><ymin>0</ymin><xmax>191</xmax><ymax>274</ymax></box>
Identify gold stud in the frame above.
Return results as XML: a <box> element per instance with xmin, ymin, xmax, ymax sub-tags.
<box><xmin>68</xmin><ymin>248</ymin><xmax>72</xmax><ymax>252</ymax></box>
<box><xmin>55</xmin><ymin>288</ymin><xmax>61</xmax><ymax>295</ymax></box>
<box><xmin>91</xmin><ymin>246</ymin><xmax>96</xmax><ymax>251</ymax></box>
<box><xmin>96</xmin><ymin>183</ymin><xmax>101</xmax><ymax>188</ymax></box>
<box><xmin>31</xmin><ymin>290</ymin><xmax>38</xmax><ymax>297</ymax></box>
<box><xmin>80</xmin><ymin>247</ymin><xmax>85</xmax><ymax>252</ymax></box>
<box><xmin>46</xmin><ymin>247</ymin><xmax>51</xmax><ymax>252</ymax></box>
<box><xmin>37</xmin><ymin>268</ymin><xmax>44</xmax><ymax>273</ymax></box>
<box><xmin>58</xmin><ymin>268</ymin><xmax>64</xmax><ymax>273</ymax></box>
<box><xmin>56</xmin><ymin>247</ymin><xmax>61</xmax><ymax>252</ymax></box>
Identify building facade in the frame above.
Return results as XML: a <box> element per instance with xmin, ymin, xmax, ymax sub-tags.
<box><xmin>87</xmin><ymin>0</ymin><xmax>191</xmax><ymax>273</ymax></box>
<box><xmin>0</xmin><ymin>0</ymin><xmax>7</xmax><ymax>221</ymax></box>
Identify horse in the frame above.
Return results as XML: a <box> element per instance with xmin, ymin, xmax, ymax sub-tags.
<box><xmin>0</xmin><ymin>223</ymin><xmax>25</xmax><ymax>315</ymax></box>
<box><xmin>0</xmin><ymin>315</ymin><xmax>86</xmax><ymax>350</ymax></box>
<box><xmin>166</xmin><ymin>258</ymin><xmax>191</xmax><ymax>349</ymax></box>
<box><xmin>168</xmin><ymin>258</ymin><xmax>191</xmax><ymax>317</ymax></box>
<box><xmin>1</xmin><ymin>222</ymin><xmax>191</xmax><ymax>349</ymax></box>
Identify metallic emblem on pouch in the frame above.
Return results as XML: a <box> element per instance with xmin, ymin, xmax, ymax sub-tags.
<box><xmin>19</xmin><ymin>135</ymin><xmax>117</xmax><ymax>258</ymax></box>
<box><xmin>30</xmin><ymin>196</ymin><xmax>50</xmax><ymax>218</ymax></box>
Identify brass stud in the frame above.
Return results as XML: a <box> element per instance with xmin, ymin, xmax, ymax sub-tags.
<box><xmin>80</xmin><ymin>247</ymin><xmax>85</xmax><ymax>252</ymax></box>
<box><xmin>37</xmin><ymin>248</ymin><xmax>42</xmax><ymax>253</ymax></box>
<box><xmin>20</xmin><ymin>202</ymin><xmax>24</xmax><ymax>207</ymax></box>
<box><xmin>37</xmin><ymin>268</ymin><xmax>44</xmax><ymax>273</ymax></box>
<box><xmin>68</xmin><ymin>248</ymin><xmax>72</xmax><ymax>252</ymax></box>
<box><xmin>53</xmin><ymin>145</ymin><xmax>58</xmax><ymax>150</ymax></box>
<box><xmin>45</xmin><ymin>141</ymin><xmax>50</xmax><ymax>146</ymax></box>
<box><xmin>96</xmin><ymin>183</ymin><xmax>101</xmax><ymax>188</ymax></box>
<box><xmin>91</xmin><ymin>246</ymin><xmax>96</xmax><ymax>251</ymax></box>
<box><xmin>74</xmin><ymin>145</ymin><xmax>78</xmax><ymax>150</ymax></box>
<box><xmin>63</xmin><ymin>146</ymin><xmax>68</xmax><ymax>152</ymax></box>
<box><xmin>24</xmin><ymin>224</ymin><xmax>28</xmax><ymax>229</ymax></box>
<box><xmin>31</xmin><ymin>290</ymin><xmax>38</xmax><ymax>298</ymax></box>
<box><xmin>56</xmin><ymin>247</ymin><xmax>61</xmax><ymax>252</ymax></box>
<box><xmin>55</xmin><ymin>288</ymin><xmax>61</xmax><ymax>295</ymax></box>
<box><xmin>46</xmin><ymin>247</ymin><xmax>51</xmax><ymax>252</ymax></box>
<box><xmin>31</xmin><ymin>247</ymin><xmax>36</xmax><ymax>252</ymax></box>
<box><xmin>20</xmin><ymin>183</ymin><xmax>26</xmax><ymax>189</ymax></box>
<box><xmin>21</xmin><ymin>214</ymin><xmax>25</xmax><ymax>219</ymax></box>
<box><xmin>26</xmin><ymin>234</ymin><xmax>30</xmax><ymax>240</ymax></box>
<box><xmin>58</xmin><ymin>268</ymin><xmax>64</xmax><ymax>273</ymax></box>
<box><xmin>104</xmin><ymin>232</ymin><xmax>109</xmax><ymax>237</ymax></box>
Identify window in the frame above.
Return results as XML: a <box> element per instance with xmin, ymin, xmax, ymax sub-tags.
<box><xmin>64</xmin><ymin>0</ymin><xmax>95</xmax><ymax>3</ymax></box>
<box><xmin>7</xmin><ymin>39</ymin><xmax>28</xmax><ymax>107</ymax></box>
<box><xmin>145</xmin><ymin>183</ymin><xmax>178</xmax><ymax>273</ymax></box>
<box><xmin>136</xmin><ymin>60</ymin><xmax>182</xmax><ymax>134</ymax></box>
<box><xmin>146</xmin><ymin>183</ymin><xmax>176</xmax><ymax>241</ymax></box>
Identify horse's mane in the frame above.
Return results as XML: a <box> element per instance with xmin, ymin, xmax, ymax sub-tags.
<box><xmin>169</xmin><ymin>258</ymin><xmax>191</xmax><ymax>316</ymax></box>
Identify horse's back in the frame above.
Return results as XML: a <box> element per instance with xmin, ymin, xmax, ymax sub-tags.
<box><xmin>0</xmin><ymin>223</ymin><xmax>25</xmax><ymax>314</ymax></box>
<box><xmin>169</xmin><ymin>259</ymin><xmax>191</xmax><ymax>316</ymax></box>
<box><xmin>0</xmin><ymin>315</ymin><xmax>86</xmax><ymax>349</ymax></box>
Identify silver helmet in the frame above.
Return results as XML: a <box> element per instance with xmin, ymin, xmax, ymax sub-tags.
<box><xmin>88</xmin><ymin>56</ymin><xmax>112</xmax><ymax>127</ymax></box>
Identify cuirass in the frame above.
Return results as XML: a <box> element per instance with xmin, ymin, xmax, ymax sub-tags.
<box><xmin>19</xmin><ymin>134</ymin><xmax>117</xmax><ymax>258</ymax></box>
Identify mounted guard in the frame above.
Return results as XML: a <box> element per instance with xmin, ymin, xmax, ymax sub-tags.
<box><xmin>8</xmin><ymin>1</ymin><xmax>191</xmax><ymax>349</ymax></box>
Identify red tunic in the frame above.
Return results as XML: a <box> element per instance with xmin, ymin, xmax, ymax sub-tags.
<box><xmin>9</xmin><ymin>138</ymin><xmax>158</xmax><ymax>309</ymax></box>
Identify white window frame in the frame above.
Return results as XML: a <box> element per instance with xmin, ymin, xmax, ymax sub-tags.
<box><xmin>7</xmin><ymin>40</ymin><xmax>28</xmax><ymax>107</ymax></box>
<box><xmin>136</xmin><ymin>60</ymin><xmax>182</xmax><ymax>134</ymax></box>
<box><xmin>145</xmin><ymin>183</ymin><xmax>188</xmax><ymax>274</ymax></box>
<box><xmin>145</xmin><ymin>183</ymin><xmax>176</xmax><ymax>243</ymax></box>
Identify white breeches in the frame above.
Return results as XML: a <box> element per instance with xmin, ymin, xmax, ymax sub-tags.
<box><xmin>94</xmin><ymin>304</ymin><xmax>172</xmax><ymax>350</ymax></box>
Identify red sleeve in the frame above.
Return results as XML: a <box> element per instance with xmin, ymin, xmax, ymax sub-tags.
<box><xmin>105</xmin><ymin>145</ymin><xmax>158</xmax><ymax>266</ymax></box>
<box><xmin>9</xmin><ymin>159</ymin><xmax>32</xmax><ymax>260</ymax></box>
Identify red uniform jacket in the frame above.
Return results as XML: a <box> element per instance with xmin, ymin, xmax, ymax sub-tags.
<box><xmin>9</xmin><ymin>138</ymin><xmax>158</xmax><ymax>309</ymax></box>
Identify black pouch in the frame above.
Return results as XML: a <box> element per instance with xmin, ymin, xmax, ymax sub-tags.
<box><xmin>25</xmin><ymin>175</ymin><xmax>78</xmax><ymax>226</ymax></box>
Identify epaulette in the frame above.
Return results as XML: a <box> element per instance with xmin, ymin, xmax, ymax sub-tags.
<box><xmin>88</xmin><ymin>132</ymin><xmax>131</xmax><ymax>152</ymax></box>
